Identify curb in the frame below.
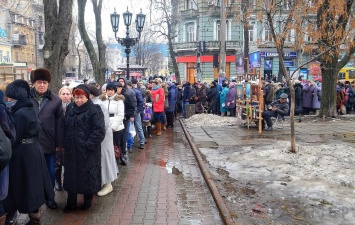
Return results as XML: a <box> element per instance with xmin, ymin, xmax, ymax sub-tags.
<box><xmin>179</xmin><ymin>119</ymin><xmax>234</xmax><ymax>225</ymax></box>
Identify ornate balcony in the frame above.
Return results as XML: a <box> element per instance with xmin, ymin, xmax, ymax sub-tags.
<box><xmin>173</xmin><ymin>40</ymin><xmax>242</xmax><ymax>52</ymax></box>
<box><xmin>180</xmin><ymin>9</ymin><xmax>198</xmax><ymax>18</ymax></box>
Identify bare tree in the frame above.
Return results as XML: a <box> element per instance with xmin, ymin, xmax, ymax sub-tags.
<box><xmin>77</xmin><ymin>0</ymin><xmax>106</xmax><ymax>84</ymax></box>
<box><xmin>149</xmin><ymin>0</ymin><xmax>181</xmax><ymax>84</ymax></box>
<box><xmin>43</xmin><ymin>0</ymin><xmax>74</xmax><ymax>93</ymax></box>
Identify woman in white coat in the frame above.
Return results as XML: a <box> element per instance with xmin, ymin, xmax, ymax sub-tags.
<box><xmin>87</xmin><ymin>84</ymin><xmax>119</xmax><ymax>197</ymax></box>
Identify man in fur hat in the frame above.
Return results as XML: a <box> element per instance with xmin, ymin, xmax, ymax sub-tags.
<box><xmin>30</xmin><ymin>68</ymin><xmax>65</xmax><ymax>210</ymax></box>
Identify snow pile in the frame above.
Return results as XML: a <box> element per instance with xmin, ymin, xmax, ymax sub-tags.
<box><xmin>185</xmin><ymin>114</ymin><xmax>240</xmax><ymax>127</ymax></box>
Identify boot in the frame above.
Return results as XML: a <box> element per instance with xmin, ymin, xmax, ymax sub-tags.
<box><xmin>162</xmin><ymin>124</ymin><xmax>167</xmax><ymax>131</ymax></box>
<box><xmin>147</xmin><ymin>126</ymin><xmax>152</xmax><ymax>138</ymax></box>
<box><xmin>97</xmin><ymin>183</ymin><xmax>113</xmax><ymax>196</ymax></box>
<box><xmin>0</xmin><ymin>214</ymin><xmax>6</xmax><ymax>225</ymax></box>
<box><xmin>156</xmin><ymin>122</ymin><xmax>162</xmax><ymax>136</ymax></box>
<box><xmin>28</xmin><ymin>212</ymin><xmax>41</xmax><ymax>225</ymax></box>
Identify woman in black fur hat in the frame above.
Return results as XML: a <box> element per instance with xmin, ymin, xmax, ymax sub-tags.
<box><xmin>3</xmin><ymin>80</ymin><xmax>55</xmax><ymax>224</ymax></box>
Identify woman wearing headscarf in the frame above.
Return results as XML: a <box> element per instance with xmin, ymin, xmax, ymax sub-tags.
<box><xmin>4</xmin><ymin>80</ymin><xmax>54</xmax><ymax>224</ymax></box>
<box><xmin>225</xmin><ymin>83</ymin><xmax>236</xmax><ymax>116</ymax></box>
<box><xmin>194</xmin><ymin>83</ymin><xmax>207</xmax><ymax>114</ymax></box>
<box><xmin>63</xmin><ymin>85</ymin><xmax>105</xmax><ymax>212</ymax></box>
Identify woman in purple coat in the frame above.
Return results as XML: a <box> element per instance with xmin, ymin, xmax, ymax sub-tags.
<box><xmin>225</xmin><ymin>83</ymin><xmax>236</xmax><ymax>116</ymax></box>
<box><xmin>302</xmin><ymin>80</ymin><xmax>315</xmax><ymax>115</ymax></box>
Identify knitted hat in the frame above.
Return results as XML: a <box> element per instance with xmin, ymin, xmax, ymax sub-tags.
<box><xmin>73</xmin><ymin>84</ymin><xmax>90</xmax><ymax>99</ymax></box>
<box><xmin>31</xmin><ymin>68</ymin><xmax>51</xmax><ymax>83</ymax></box>
<box><xmin>106</xmin><ymin>82</ymin><xmax>117</xmax><ymax>92</ymax></box>
<box><xmin>280</xmin><ymin>93</ymin><xmax>288</xmax><ymax>99</ymax></box>
<box><xmin>6</xmin><ymin>79</ymin><xmax>30</xmax><ymax>100</ymax></box>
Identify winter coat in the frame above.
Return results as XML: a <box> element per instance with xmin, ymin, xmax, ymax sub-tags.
<box><xmin>99</xmin><ymin>94</ymin><xmax>125</xmax><ymax>131</ymax></box>
<box><xmin>122</xmin><ymin>87</ymin><xmax>137</xmax><ymax>120</ymax></box>
<box><xmin>220</xmin><ymin>87</ymin><xmax>229</xmax><ymax>113</ymax></box>
<box><xmin>270</xmin><ymin>99</ymin><xmax>289</xmax><ymax>119</ymax></box>
<box><xmin>225</xmin><ymin>85</ymin><xmax>236</xmax><ymax>109</ymax></box>
<box><xmin>63</xmin><ymin>100</ymin><xmax>105</xmax><ymax>195</ymax></box>
<box><xmin>343</xmin><ymin>85</ymin><xmax>355</xmax><ymax>107</ymax></box>
<box><xmin>151</xmin><ymin>86</ymin><xmax>165</xmax><ymax>113</ymax></box>
<box><xmin>336</xmin><ymin>87</ymin><xmax>345</xmax><ymax>108</ymax></box>
<box><xmin>264</xmin><ymin>84</ymin><xmax>274</xmax><ymax>102</ymax></box>
<box><xmin>294</xmin><ymin>83</ymin><xmax>303</xmax><ymax>115</ymax></box>
<box><xmin>216</xmin><ymin>84</ymin><xmax>222</xmax><ymax>100</ymax></box>
<box><xmin>195</xmin><ymin>86</ymin><xmax>207</xmax><ymax>113</ymax></box>
<box><xmin>4</xmin><ymin>98</ymin><xmax>54</xmax><ymax>213</ymax></box>
<box><xmin>302</xmin><ymin>84</ymin><xmax>315</xmax><ymax>108</ymax></box>
<box><xmin>312</xmin><ymin>86</ymin><xmax>321</xmax><ymax>110</ymax></box>
<box><xmin>0</xmin><ymin>103</ymin><xmax>16</xmax><ymax>145</ymax></box>
<box><xmin>132</xmin><ymin>87</ymin><xmax>144</xmax><ymax>114</ymax></box>
<box><xmin>30</xmin><ymin>88</ymin><xmax>65</xmax><ymax>154</ymax></box>
<box><xmin>207</xmin><ymin>85</ymin><xmax>217</xmax><ymax>102</ymax></box>
<box><xmin>166</xmin><ymin>84</ymin><xmax>177</xmax><ymax>112</ymax></box>
<box><xmin>182</xmin><ymin>83</ymin><xmax>193</xmax><ymax>102</ymax></box>
<box><xmin>92</xmin><ymin>97</ymin><xmax>118</xmax><ymax>185</ymax></box>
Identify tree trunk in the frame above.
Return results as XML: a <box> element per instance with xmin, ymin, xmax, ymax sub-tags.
<box><xmin>43</xmin><ymin>0</ymin><xmax>74</xmax><ymax>93</ymax></box>
<box><xmin>76</xmin><ymin>39</ymin><xmax>82</xmax><ymax>79</ymax></box>
<box><xmin>77</xmin><ymin>0</ymin><xmax>106</xmax><ymax>85</ymax></box>
<box><xmin>319</xmin><ymin>61</ymin><xmax>338</xmax><ymax>117</ymax></box>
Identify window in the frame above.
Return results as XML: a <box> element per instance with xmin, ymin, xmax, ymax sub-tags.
<box><xmin>304</xmin><ymin>33</ymin><xmax>312</xmax><ymax>42</ymax></box>
<box><xmin>6</xmin><ymin>51</ymin><xmax>9</xmax><ymax>56</ymax></box>
<box><xmin>15</xmin><ymin>52</ymin><xmax>19</xmax><ymax>61</ymax></box>
<box><xmin>248</xmin><ymin>26</ymin><xmax>254</xmax><ymax>42</ymax></box>
<box><xmin>186</xmin><ymin>24</ymin><xmax>195</xmax><ymax>42</ymax></box>
<box><xmin>21</xmin><ymin>53</ymin><xmax>24</xmax><ymax>61</ymax></box>
<box><xmin>265</xmin><ymin>29</ymin><xmax>273</xmax><ymax>42</ymax></box>
<box><xmin>186</xmin><ymin>0</ymin><xmax>196</xmax><ymax>9</ymax></box>
<box><xmin>283</xmin><ymin>0</ymin><xmax>290</xmax><ymax>9</ymax></box>
<box><xmin>215</xmin><ymin>20</ymin><xmax>230</xmax><ymax>41</ymax></box>
<box><xmin>0</xmin><ymin>50</ymin><xmax>3</xmax><ymax>58</ymax></box>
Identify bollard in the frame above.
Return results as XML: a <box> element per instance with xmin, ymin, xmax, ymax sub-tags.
<box><xmin>185</xmin><ymin>104</ymin><xmax>195</xmax><ymax>119</ymax></box>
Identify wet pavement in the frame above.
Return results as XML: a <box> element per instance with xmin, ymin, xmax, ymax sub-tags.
<box><xmin>32</xmin><ymin>124</ymin><xmax>223</xmax><ymax>225</ymax></box>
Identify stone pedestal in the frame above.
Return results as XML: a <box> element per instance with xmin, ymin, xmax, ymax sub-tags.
<box><xmin>185</xmin><ymin>104</ymin><xmax>195</xmax><ymax>119</ymax></box>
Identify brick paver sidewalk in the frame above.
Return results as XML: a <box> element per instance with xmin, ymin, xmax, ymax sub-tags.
<box><xmin>36</xmin><ymin>124</ymin><xmax>223</xmax><ymax>225</ymax></box>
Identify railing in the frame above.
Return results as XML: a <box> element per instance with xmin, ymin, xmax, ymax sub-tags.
<box><xmin>173</xmin><ymin>40</ymin><xmax>242</xmax><ymax>51</ymax></box>
<box><xmin>180</xmin><ymin>8</ymin><xmax>198</xmax><ymax>18</ymax></box>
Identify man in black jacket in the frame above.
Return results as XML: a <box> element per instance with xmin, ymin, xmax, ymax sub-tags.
<box><xmin>117</xmin><ymin>78</ymin><xmax>137</xmax><ymax>155</ymax></box>
<box><xmin>262</xmin><ymin>93</ymin><xmax>289</xmax><ymax>131</ymax></box>
<box><xmin>30</xmin><ymin>68</ymin><xmax>65</xmax><ymax>209</ymax></box>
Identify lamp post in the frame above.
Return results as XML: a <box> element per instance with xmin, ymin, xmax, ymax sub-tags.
<box><xmin>110</xmin><ymin>7</ymin><xmax>146</xmax><ymax>80</ymax></box>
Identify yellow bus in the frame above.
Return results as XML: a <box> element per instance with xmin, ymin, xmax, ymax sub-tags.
<box><xmin>338</xmin><ymin>67</ymin><xmax>355</xmax><ymax>83</ymax></box>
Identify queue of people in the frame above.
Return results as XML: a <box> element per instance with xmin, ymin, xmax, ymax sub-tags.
<box><xmin>0</xmin><ymin>70</ymin><xmax>179</xmax><ymax>224</ymax></box>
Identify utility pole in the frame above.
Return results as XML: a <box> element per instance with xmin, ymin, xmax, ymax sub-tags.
<box><xmin>219</xmin><ymin>0</ymin><xmax>226</xmax><ymax>78</ymax></box>
<box><xmin>196</xmin><ymin>4</ymin><xmax>201</xmax><ymax>81</ymax></box>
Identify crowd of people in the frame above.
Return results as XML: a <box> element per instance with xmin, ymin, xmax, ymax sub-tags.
<box><xmin>0</xmin><ymin>70</ymin><xmax>354</xmax><ymax>224</ymax></box>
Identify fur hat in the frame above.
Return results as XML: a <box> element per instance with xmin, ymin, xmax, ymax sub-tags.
<box><xmin>6</xmin><ymin>79</ymin><xmax>30</xmax><ymax>100</ymax></box>
<box><xmin>106</xmin><ymin>82</ymin><xmax>117</xmax><ymax>92</ymax></box>
<box><xmin>31</xmin><ymin>68</ymin><xmax>51</xmax><ymax>83</ymax></box>
<box><xmin>87</xmin><ymin>84</ymin><xmax>99</xmax><ymax>97</ymax></box>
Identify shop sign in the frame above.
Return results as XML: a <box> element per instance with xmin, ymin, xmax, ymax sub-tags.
<box><xmin>261</xmin><ymin>51</ymin><xmax>297</xmax><ymax>58</ymax></box>
<box><xmin>284</xmin><ymin>60</ymin><xmax>294</xmax><ymax>67</ymax></box>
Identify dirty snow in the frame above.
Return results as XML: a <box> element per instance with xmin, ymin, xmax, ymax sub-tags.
<box><xmin>199</xmin><ymin>141</ymin><xmax>355</xmax><ymax>223</ymax></box>
<box><xmin>185</xmin><ymin>114</ymin><xmax>239</xmax><ymax>127</ymax></box>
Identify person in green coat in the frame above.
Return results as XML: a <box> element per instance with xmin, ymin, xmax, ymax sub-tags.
<box><xmin>220</xmin><ymin>83</ymin><xmax>229</xmax><ymax>116</ymax></box>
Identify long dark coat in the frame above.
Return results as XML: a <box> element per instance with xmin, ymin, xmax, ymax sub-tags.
<box><xmin>166</xmin><ymin>84</ymin><xmax>177</xmax><ymax>112</ymax></box>
<box><xmin>30</xmin><ymin>88</ymin><xmax>65</xmax><ymax>154</ymax></box>
<box><xmin>302</xmin><ymin>84</ymin><xmax>315</xmax><ymax>108</ymax></box>
<box><xmin>294</xmin><ymin>83</ymin><xmax>303</xmax><ymax>115</ymax></box>
<box><xmin>63</xmin><ymin>100</ymin><xmax>105</xmax><ymax>195</ymax></box>
<box><xmin>4</xmin><ymin>98</ymin><xmax>54</xmax><ymax>213</ymax></box>
<box><xmin>225</xmin><ymin>85</ymin><xmax>236</xmax><ymax>108</ymax></box>
<box><xmin>195</xmin><ymin>86</ymin><xmax>207</xmax><ymax>113</ymax></box>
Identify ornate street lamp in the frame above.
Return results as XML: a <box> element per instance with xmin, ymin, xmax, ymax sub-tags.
<box><xmin>110</xmin><ymin>7</ymin><xmax>146</xmax><ymax>80</ymax></box>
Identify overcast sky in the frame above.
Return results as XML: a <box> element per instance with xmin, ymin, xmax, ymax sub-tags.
<box><xmin>85</xmin><ymin>0</ymin><xmax>151</xmax><ymax>42</ymax></box>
